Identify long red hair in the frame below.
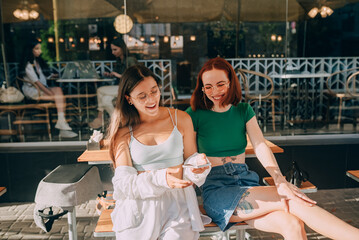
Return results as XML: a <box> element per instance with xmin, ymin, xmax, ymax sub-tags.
<box><xmin>190</xmin><ymin>57</ymin><xmax>242</xmax><ymax>111</ymax></box>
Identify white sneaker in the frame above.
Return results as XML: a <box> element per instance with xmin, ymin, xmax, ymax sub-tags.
<box><xmin>55</xmin><ymin>120</ymin><xmax>72</xmax><ymax>130</ymax></box>
<box><xmin>59</xmin><ymin>130</ymin><xmax>78</xmax><ymax>138</ymax></box>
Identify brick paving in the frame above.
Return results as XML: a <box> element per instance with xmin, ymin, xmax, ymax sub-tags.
<box><xmin>1</xmin><ymin>188</ymin><xmax>359</xmax><ymax>240</ymax></box>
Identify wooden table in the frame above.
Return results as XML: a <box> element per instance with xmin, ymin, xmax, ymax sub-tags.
<box><xmin>78</xmin><ymin>138</ymin><xmax>284</xmax><ymax>164</ymax></box>
<box><xmin>263</xmin><ymin>177</ymin><xmax>317</xmax><ymax>193</ymax></box>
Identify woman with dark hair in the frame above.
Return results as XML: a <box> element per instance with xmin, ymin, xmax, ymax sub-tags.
<box><xmin>89</xmin><ymin>37</ymin><xmax>137</xmax><ymax>129</ymax></box>
<box><xmin>107</xmin><ymin>64</ymin><xmax>211</xmax><ymax>239</ymax></box>
<box><xmin>19</xmin><ymin>39</ymin><xmax>77</xmax><ymax>138</ymax></box>
<box><xmin>186</xmin><ymin>57</ymin><xmax>359</xmax><ymax>239</ymax></box>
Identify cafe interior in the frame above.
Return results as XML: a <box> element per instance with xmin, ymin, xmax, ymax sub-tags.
<box><xmin>0</xmin><ymin>0</ymin><xmax>359</xmax><ymax>239</ymax></box>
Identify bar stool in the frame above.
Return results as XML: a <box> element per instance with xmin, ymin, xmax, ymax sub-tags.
<box><xmin>34</xmin><ymin>163</ymin><xmax>103</xmax><ymax>240</ymax></box>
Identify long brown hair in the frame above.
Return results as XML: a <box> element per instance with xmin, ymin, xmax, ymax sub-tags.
<box><xmin>107</xmin><ymin>64</ymin><xmax>160</xmax><ymax>164</ymax></box>
<box><xmin>190</xmin><ymin>57</ymin><xmax>242</xmax><ymax>111</ymax></box>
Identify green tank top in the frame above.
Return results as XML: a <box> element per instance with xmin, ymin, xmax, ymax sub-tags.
<box><xmin>186</xmin><ymin>103</ymin><xmax>255</xmax><ymax>157</ymax></box>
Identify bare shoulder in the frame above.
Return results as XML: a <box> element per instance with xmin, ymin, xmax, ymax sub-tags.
<box><xmin>177</xmin><ymin>109</ymin><xmax>191</xmax><ymax>121</ymax></box>
<box><xmin>113</xmin><ymin>126</ymin><xmax>132</xmax><ymax>166</ymax></box>
<box><xmin>113</xmin><ymin>126</ymin><xmax>131</xmax><ymax>148</ymax></box>
<box><xmin>175</xmin><ymin>109</ymin><xmax>194</xmax><ymax>131</ymax></box>
<box><xmin>167</xmin><ymin>108</ymin><xmax>191</xmax><ymax>121</ymax></box>
<box><xmin>118</xmin><ymin>125</ymin><xmax>131</xmax><ymax>137</ymax></box>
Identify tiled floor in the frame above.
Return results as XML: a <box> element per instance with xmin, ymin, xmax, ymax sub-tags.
<box><xmin>0</xmin><ymin>187</ymin><xmax>358</xmax><ymax>240</ymax></box>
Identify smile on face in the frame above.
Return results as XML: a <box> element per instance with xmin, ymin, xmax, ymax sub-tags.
<box><xmin>202</xmin><ymin>68</ymin><xmax>230</xmax><ymax>106</ymax></box>
<box><xmin>126</xmin><ymin>76</ymin><xmax>161</xmax><ymax>117</ymax></box>
<box><xmin>111</xmin><ymin>44</ymin><xmax>124</xmax><ymax>58</ymax></box>
<box><xmin>32</xmin><ymin>43</ymin><xmax>42</xmax><ymax>58</ymax></box>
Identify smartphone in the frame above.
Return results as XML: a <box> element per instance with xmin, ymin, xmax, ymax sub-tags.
<box><xmin>182</xmin><ymin>162</ymin><xmax>211</xmax><ymax>169</ymax></box>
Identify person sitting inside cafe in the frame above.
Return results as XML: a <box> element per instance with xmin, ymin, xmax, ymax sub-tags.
<box><xmin>89</xmin><ymin>37</ymin><xmax>137</xmax><ymax>129</ymax></box>
<box><xmin>19</xmin><ymin>38</ymin><xmax>77</xmax><ymax>138</ymax></box>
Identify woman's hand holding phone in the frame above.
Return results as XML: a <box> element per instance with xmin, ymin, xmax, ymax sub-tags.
<box><xmin>183</xmin><ymin>153</ymin><xmax>211</xmax><ymax>174</ymax></box>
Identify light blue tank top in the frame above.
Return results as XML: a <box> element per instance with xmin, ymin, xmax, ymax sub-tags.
<box><xmin>129</xmin><ymin>109</ymin><xmax>184</xmax><ymax>171</ymax></box>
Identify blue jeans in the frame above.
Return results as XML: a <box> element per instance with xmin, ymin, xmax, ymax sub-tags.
<box><xmin>201</xmin><ymin>162</ymin><xmax>260</xmax><ymax>231</ymax></box>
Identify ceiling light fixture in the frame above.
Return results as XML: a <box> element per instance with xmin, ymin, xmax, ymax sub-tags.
<box><xmin>114</xmin><ymin>14</ymin><xmax>133</xmax><ymax>34</ymax></box>
<box><xmin>308</xmin><ymin>6</ymin><xmax>333</xmax><ymax>18</ymax></box>
<box><xmin>271</xmin><ymin>34</ymin><xmax>276</xmax><ymax>41</ymax></box>
<box><xmin>13</xmin><ymin>0</ymin><xmax>39</xmax><ymax>21</ymax></box>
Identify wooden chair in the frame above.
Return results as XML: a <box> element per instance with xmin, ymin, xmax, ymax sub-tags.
<box><xmin>238</xmin><ymin>69</ymin><xmax>280</xmax><ymax>131</ymax></box>
<box><xmin>15</xmin><ymin>77</ymin><xmax>43</xmax><ymax>103</ymax></box>
<box><xmin>15</xmin><ymin>76</ymin><xmax>97</xmax><ymax>134</ymax></box>
<box><xmin>325</xmin><ymin>68</ymin><xmax>359</xmax><ymax>127</ymax></box>
<box><xmin>0</xmin><ymin>102</ymin><xmax>57</xmax><ymax>141</ymax></box>
<box><xmin>1</xmin><ymin>77</ymin><xmax>60</xmax><ymax>141</ymax></box>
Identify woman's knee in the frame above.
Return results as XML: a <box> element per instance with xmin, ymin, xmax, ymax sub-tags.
<box><xmin>52</xmin><ymin>87</ymin><xmax>63</xmax><ymax>95</ymax></box>
<box><xmin>279</xmin><ymin>215</ymin><xmax>304</xmax><ymax>237</ymax></box>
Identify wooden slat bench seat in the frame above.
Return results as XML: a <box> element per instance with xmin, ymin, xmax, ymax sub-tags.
<box><xmin>263</xmin><ymin>177</ymin><xmax>317</xmax><ymax>193</ymax></box>
<box><xmin>94</xmin><ymin>208</ymin><xmax>252</xmax><ymax>240</ymax></box>
<box><xmin>346</xmin><ymin>170</ymin><xmax>359</xmax><ymax>182</ymax></box>
<box><xmin>0</xmin><ymin>187</ymin><xmax>7</xmax><ymax>197</ymax></box>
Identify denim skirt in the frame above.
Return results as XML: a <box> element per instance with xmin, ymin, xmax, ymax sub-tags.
<box><xmin>201</xmin><ymin>162</ymin><xmax>260</xmax><ymax>231</ymax></box>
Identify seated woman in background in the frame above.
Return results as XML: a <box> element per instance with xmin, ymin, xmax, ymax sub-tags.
<box><xmin>186</xmin><ymin>57</ymin><xmax>359</xmax><ymax>240</ymax></box>
<box><xmin>107</xmin><ymin>64</ymin><xmax>211</xmax><ymax>239</ymax></box>
<box><xmin>89</xmin><ymin>37</ymin><xmax>137</xmax><ymax>129</ymax></box>
<box><xmin>19</xmin><ymin>39</ymin><xmax>77</xmax><ymax>138</ymax></box>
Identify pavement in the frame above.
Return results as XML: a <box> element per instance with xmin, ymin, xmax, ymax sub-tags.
<box><xmin>1</xmin><ymin>187</ymin><xmax>359</xmax><ymax>240</ymax></box>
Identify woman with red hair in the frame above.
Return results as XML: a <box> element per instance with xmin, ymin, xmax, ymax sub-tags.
<box><xmin>186</xmin><ymin>57</ymin><xmax>359</xmax><ymax>239</ymax></box>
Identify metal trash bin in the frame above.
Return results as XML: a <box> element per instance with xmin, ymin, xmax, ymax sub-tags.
<box><xmin>34</xmin><ymin>163</ymin><xmax>103</xmax><ymax>240</ymax></box>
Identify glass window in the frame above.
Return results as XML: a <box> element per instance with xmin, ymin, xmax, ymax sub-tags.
<box><xmin>1</xmin><ymin>0</ymin><xmax>359</xmax><ymax>142</ymax></box>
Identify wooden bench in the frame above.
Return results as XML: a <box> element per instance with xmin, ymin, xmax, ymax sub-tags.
<box><xmin>0</xmin><ymin>187</ymin><xmax>7</xmax><ymax>197</ymax></box>
<box><xmin>263</xmin><ymin>177</ymin><xmax>317</xmax><ymax>193</ymax></box>
<box><xmin>94</xmin><ymin>208</ymin><xmax>252</xmax><ymax>240</ymax></box>
<box><xmin>346</xmin><ymin>170</ymin><xmax>359</xmax><ymax>182</ymax></box>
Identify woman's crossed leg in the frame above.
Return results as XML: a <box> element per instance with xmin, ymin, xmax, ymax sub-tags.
<box><xmin>229</xmin><ymin>186</ymin><xmax>359</xmax><ymax>240</ymax></box>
